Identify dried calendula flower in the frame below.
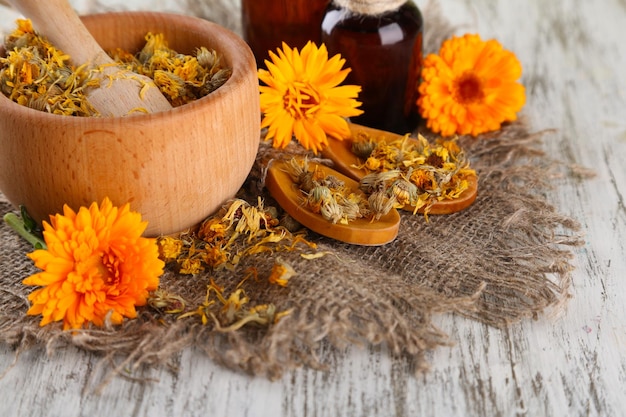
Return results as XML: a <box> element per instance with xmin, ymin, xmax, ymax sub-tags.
<box><xmin>157</xmin><ymin>236</ymin><xmax>183</xmax><ymax>262</ymax></box>
<box><xmin>268</xmin><ymin>259</ymin><xmax>296</xmax><ymax>287</ymax></box>
<box><xmin>148</xmin><ymin>289</ymin><xmax>187</xmax><ymax>314</ymax></box>
<box><xmin>336</xmin><ymin>194</ymin><xmax>364</xmax><ymax>222</ymax></box>
<box><xmin>368</xmin><ymin>191</ymin><xmax>398</xmax><ymax>221</ymax></box>
<box><xmin>351</xmin><ymin>135</ymin><xmax>377</xmax><ymax>159</ymax></box>
<box><xmin>360</xmin><ymin>170</ymin><xmax>401</xmax><ymax>194</ymax></box>
<box><xmin>320</xmin><ymin>198</ymin><xmax>345</xmax><ymax>224</ymax></box>
<box><xmin>178</xmin><ymin>257</ymin><xmax>204</xmax><ymax>275</ymax></box>
<box><xmin>388</xmin><ymin>179</ymin><xmax>417</xmax><ymax>206</ymax></box>
<box><xmin>196</xmin><ymin>217</ymin><xmax>227</xmax><ymax>245</ymax></box>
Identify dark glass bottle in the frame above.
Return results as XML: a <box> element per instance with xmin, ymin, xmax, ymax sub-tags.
<box><xmin>241</xmin><ymin>0</ymin><xmax>330</xmax><ymax>69</ymax></box>
<box><xmin>321</xmin><ymin>1</ymin><xmax>423</xmax><ymax>134</ymax></box>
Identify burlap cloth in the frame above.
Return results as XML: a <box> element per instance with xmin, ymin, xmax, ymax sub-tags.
<box><xmin>0</xmin><ymin>3</ymin><xmax>583</xmax><ymax>381</ymax></box>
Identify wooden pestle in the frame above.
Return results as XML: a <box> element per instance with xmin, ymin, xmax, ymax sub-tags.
<box><xmin>7</xmin><ymin>0</ymin><xmax>172</xmax><ymax>116</ymax></box>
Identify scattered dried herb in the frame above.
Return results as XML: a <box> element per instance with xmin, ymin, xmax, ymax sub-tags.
<box><xmin>152</xmin><ymin>198</ymin><xmax>308</xmax><ymax>331</ymax></box>
<box><xmin>156</xmin><ymin>198</ymin><xmax>316</xmax><ymax>274</ymax></box>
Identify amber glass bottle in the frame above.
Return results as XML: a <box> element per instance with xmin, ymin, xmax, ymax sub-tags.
<box><xmin>241</xmin><ymin>0</ymin><xmax>330</xmax><ymax>68</ymax></box>
<box><xmin>321</xmin><ymin>1</ymin><xmax>423</xmax><ymax>134</ymax></box>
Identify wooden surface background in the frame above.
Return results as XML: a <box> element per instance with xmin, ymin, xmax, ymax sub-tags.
<box><xmin>1</xmin><ymin>0</ymin><xmax>625</xmax><ymax>416</ymax></box>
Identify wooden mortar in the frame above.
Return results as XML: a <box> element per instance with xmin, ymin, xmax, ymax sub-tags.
<box><xmin>0</xmin><ymin>12</ymin><xmax>260</xmax><ymax>236</ymax></box>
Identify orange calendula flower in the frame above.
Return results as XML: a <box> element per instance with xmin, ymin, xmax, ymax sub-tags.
<box><xmin>417</xmin><ymin>34</ymin><xmax>526</xmax><ymax>137</ymax></box>
<box><xmin>258</xmin><ymin>42</ymin><xmax>363</xmax><ymax>154</ymax></box>
<box><xmin>23</xmin><ymin>198</ymin><xmax>164</xmax><ymax>330</ymax></box>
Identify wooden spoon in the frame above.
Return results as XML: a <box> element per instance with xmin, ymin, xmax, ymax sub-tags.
<box><xmin>321</xmin><ymin>123</ymin><xmax>478</xmax><ymax>215</ymax></box>
<box><xmin>265</xmin><ymin>159</ymin><xmax>401</xmax><ymax>246</ymax></box>
<box><xmin>7</xmin><ymin>0</ymin><xmax>172</xmax><ymax>117</ymax></box>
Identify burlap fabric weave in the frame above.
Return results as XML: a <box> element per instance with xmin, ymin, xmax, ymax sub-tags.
<box><xmin>0</xmin><ymin>3</ymin><xmax>583</xmax><ymax>381</ymax></box>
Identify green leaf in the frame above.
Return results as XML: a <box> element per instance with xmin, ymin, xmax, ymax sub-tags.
<box><xmin>20</xmin><ymin>205</ymin><xmax>42</xmax><ymax>234</ymax></box>
<box><xmin>3</xmin><ymin>212</ymin><xmax>47</xmax><ymax>250</ymax></box>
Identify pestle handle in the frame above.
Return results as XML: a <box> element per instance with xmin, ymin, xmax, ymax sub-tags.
<box><xmin>7</xmin><ymin>0</ymin><xmax>173</xmax><ymax>116</ymax></box>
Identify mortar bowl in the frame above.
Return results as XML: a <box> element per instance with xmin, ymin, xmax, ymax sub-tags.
<box><xmin>0</xmin><ymin>12</ymin><xmax>260</xmax><ymax>236</ymax></box>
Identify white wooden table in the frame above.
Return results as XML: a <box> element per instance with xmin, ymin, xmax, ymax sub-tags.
<box><xmin>1</xmin><ymin>0</ymin><xmax>625</xmax><ymax>416</ymax></box>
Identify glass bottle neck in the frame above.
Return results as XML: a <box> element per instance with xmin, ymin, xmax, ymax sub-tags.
<box><xmin>332</xmin><ymin>0</ymin><xmax>408</xmax><ymax>15</ymax></box>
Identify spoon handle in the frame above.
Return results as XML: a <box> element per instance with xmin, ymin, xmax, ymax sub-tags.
<box><xmin>8</xmin><ymin>0</ymin><xmax>112</xmax><ymax>66</ymax></box>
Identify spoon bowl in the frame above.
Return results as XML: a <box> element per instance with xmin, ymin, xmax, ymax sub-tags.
<box><xmin>322</xmin><ymin>123</ymin><xmax>478</xmax><ymax>215</ymax></box>
<box><xmin>265</xmin><ymin>159</ymin><xmax>401</xmax><ymax>246</ymax></box>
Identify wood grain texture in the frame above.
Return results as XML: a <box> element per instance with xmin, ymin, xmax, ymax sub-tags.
<box><xmin>1</xmin><ymin>0</ymin><xmax>625</xmax><ymax>416</ymax></box>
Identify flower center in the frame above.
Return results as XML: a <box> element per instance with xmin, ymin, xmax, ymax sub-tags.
<box><xmin>283</xmin><ymin>82</ymin><xmax>321</xmax><ymax>120</ymax></box>
<box><xmin>454</xmin><ymin>72</ymin><xmax>484</xmax><ymax>104</ymax></box>
<box><xmin>425</xmin><ymin>153</ymin><xmax>445</xmax><ymax>168</ymax></box>
<box><xmin>101</xmin><ymin>251</ymin><xmax>122</xmax><ymax>287</ymax></box>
